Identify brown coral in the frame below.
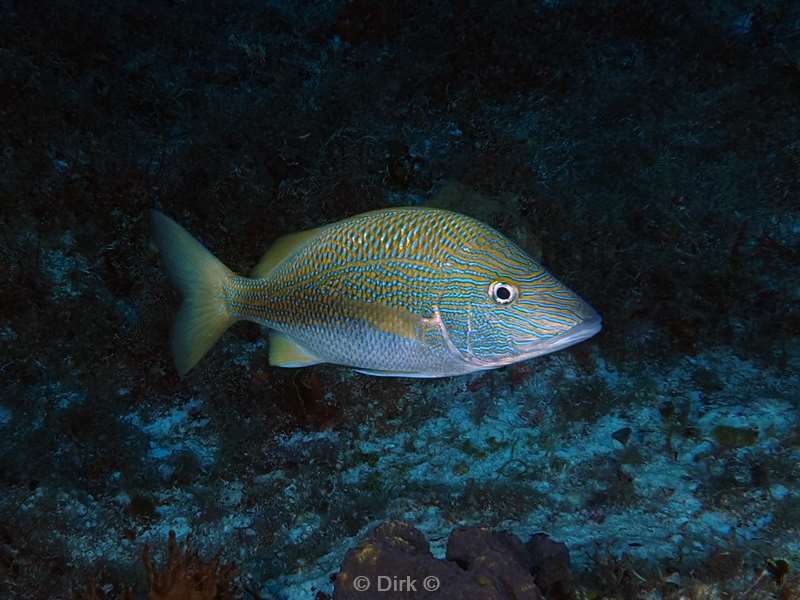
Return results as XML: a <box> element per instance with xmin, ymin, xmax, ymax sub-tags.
<box><xmin>780</xmin><ymin>575</ymin><xmax>800</xmax><ymax>600</ymax></box>
<box><xmin>142</xmin><ymin>530</ymin><xmax>237</xmax><ymax>600</ymax></box>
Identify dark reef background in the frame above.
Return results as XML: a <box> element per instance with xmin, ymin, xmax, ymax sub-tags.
<box><xmin>1</xmin><ymin>0</ymin><xmax>799</xmax><ymax>598</ymax></box>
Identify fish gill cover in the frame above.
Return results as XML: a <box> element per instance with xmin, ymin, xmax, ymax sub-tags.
<box><xmin>0</xmin><ymin>0</ymin><xmax>799</xmax><ymax>599</ymax></box>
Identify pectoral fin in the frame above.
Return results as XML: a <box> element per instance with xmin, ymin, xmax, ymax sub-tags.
<box><xmin>268</xmin><ymin>332</ymin><xmax>323</xmax><ymax>367</ymax></box>
<box><xmin>327</xmin><ymin>297</ymin><xmax>428</xmax><ymax>342</ymax></box>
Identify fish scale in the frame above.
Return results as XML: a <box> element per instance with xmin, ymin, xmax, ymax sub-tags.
<box><xmin>225</xmin><ymin>209</ymin><xmax>466</xmax><ymax>373</ymax></box>
<box><xmin>150</xmin><ymin>206</ymin><xmax>601</xmax><ymax>377</ymax></box>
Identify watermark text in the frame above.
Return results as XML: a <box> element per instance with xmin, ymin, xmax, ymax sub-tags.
<box><xmin>351</xmin><ymin>575</ymin><xmax>440</xmax><ymax>592</ymax></box>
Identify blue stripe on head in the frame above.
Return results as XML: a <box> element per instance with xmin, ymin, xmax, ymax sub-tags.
<box><xmin>434</xmin><ymin>215</ymin><xmax>600</xmax><ymax>365</ymax></box>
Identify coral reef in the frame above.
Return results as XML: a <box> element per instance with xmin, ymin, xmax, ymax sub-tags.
<box><xmin>0</xmin><ymin>0</ymin><xmax>798</xmax><ymax>598</ymax></box>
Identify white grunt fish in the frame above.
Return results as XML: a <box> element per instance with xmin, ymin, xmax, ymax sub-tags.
<box><xmin>150</xmin><ymin>207</ymin><xmax>601</xmax><ymax>378</ymax></box>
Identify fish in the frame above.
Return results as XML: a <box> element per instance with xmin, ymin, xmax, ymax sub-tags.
<box><xmin>150</xmin><ymin>207</ymin><xmax>601</xmax><ymax>378</ymax></box>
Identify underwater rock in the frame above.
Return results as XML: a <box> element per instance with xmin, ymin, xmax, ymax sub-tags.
<box><xmin>611</xmin><ymin>426</ymin><xmax>632</xmax><ymax>447</ymax></box>
<box><xmin>334</xmin><ymin>521</ymin><xmax>462</xmax><ymax>599</ymax></box>
<box><xmin>526</xmin><ymin>534</ymin><xmax>572</xmax><ymax>600</ymax></box>
<box><xmin>446</xmin><ymin>527</ymin><xmax>543</xmax><ymax>599</ymax></box>
<box><xmin>334</xmin><ymin>521</ymin><xmax>550</xmax><ymax>599</ymax></box>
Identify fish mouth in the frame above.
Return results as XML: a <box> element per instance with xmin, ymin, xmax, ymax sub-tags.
<box><xmin>436</xmin><ymin>302</ymin><xmax>603</xmax><ymax>371</ymax></box>
<box><xmin>456</xmin><ymin>309</ymin><xmax>603</xmax><ymax>371</ymax></box>
<box><xmin>511</xmin><ymin>309</ymin><xmax>602</xmax><ymax>360</ymax></box>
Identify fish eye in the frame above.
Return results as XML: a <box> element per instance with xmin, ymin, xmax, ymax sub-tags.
<box><xmin>489</xmin><ymin>281</ymin><xmax>517</xmax><ymax>304</ymax></box>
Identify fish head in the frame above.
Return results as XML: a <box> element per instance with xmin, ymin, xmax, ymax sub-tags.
<box><xmin>436</xmin><ymin>223</ymin><xmax>601</xmax><ymax>370</ymax></box>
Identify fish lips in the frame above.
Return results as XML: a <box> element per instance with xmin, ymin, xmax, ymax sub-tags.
<box><xmin>514</xmin><ymin>310</ymin><xmax>603</xmax><ymax>359</ymax></box>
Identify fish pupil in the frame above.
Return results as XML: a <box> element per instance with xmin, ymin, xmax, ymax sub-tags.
<box><xmin>496</xmin><ymin>286</ymin><xmax>511</xmax><ymax>301</ymax></box>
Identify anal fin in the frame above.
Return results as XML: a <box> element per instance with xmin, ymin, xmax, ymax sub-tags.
<box><xmin>269</xmin><ymin>332</ymin><xmax>323</xmax><ymax>368</ymax></box>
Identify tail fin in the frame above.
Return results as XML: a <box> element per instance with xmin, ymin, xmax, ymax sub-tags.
<box><xmin>150</xmin><ymin>210</ymin><xmax>236</xmax><ymax>376</ymax></box>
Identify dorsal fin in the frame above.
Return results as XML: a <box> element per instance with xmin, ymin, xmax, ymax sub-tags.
<box><xmin>251</xmin><ymin>226</ymin><xmax>324</xmax><ymax>278</ymax></box>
